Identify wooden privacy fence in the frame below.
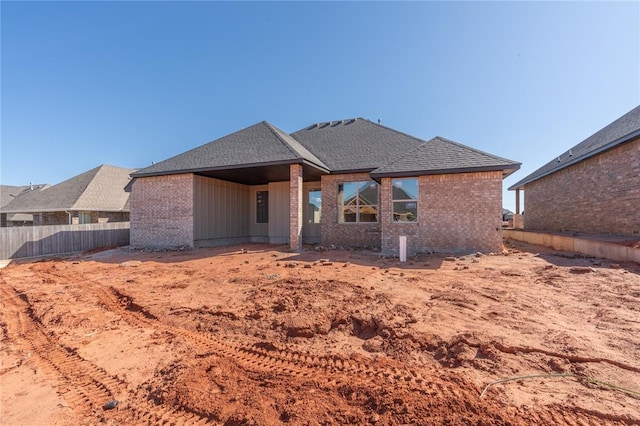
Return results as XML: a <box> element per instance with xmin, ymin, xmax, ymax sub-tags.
<box><xmin>0</xmin><ymin>222</ymin><xmax>130</xmax><ymax>259</ymax></box>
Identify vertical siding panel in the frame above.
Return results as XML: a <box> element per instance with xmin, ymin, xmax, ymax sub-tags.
<box><xmin>194</xmin><ymin>176</ymin><xmax>201</xmax><ymax>240</ymax></box>
<box><xmin>213</xmin><ymin>179</ymin><xmax>219</xmax><ymax>238</ymax></box>
<box><xmin>188</xmin><ymin>175</ymin><xmax>253</xmax><ymax>243</ymax></box>
<box><xmin>268</xmin><ymin>183</ymin><xmax>276</xmax><ymax>239</ymax></box>
<box><xmin>267</xmin><ymin>181</ymin><xmax>290</xmax><ymax>241</ymax></box>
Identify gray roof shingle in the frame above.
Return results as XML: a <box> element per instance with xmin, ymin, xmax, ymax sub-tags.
<box><xmin>131</xmin><ymin>118</ymin><xmax>519</xmax><ymax>180</ymax></box>
<box><xmin>1</xmin><ymin>185</ymin><xmax>28</xmax><ymax>208</ymax></box>
<box><xmin>133</xmin><ymin>121</ymin><xmax>329</xmax><ymax>178</ymax></box>
<box><xmin>1</xmin><ymin>165</ymin><xmax>135</xmax><ymax>213</ymax></box>
<box><xmin>290</xmin><ymin>118</ymin><xmax>426</xmax><ymax>172</ymax></box>
<box><xmin>509</xmin><ymin>105</ymin><xmax>640</xmax><ymax>190</ymax></box>
<box><xmin>370</xmin><ymin>136</ymin><xmax>520</xmax><ymax>178</ymax></box>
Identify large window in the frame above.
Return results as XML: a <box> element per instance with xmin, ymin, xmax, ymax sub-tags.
<box><xmin>308</xmin><ymin>190</ymin><xmax>322</xmax><ymax>224</ymax></box>
<box><xmin>392</xmin><ymin>178</ymin><xmax>418</xmax><ymax>222</ymax></box>
<box><xmin>338</xmin><ymin>181</ymin><xmax>379</xmax><ymax>223</ymax></box>
<box><xmin>256</xmin><ymin>191</ymin><xmax>269</xmax><ymax>223</ymax></box>
<box><xmin>79</xmin><ymin>212</ymin><xmax>92</xmax><ymax>224</ymax></box>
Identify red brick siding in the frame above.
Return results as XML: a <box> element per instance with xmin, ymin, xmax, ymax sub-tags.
<box><xmin>34</xmin><ymin>212</ymin><xmax>69</xmax><ymax>226</ymax></box>
<box><xmin>88</xmin><ymin>212</ymin><xmax>127</xmax><ymax>223</ymax></box>
<box><xmin>524</xmin><ymin>137</ymin><xmax>640</xmax><ymax>236</ymax></box>
<box><xmin>289</xmin><ymin>164</ymin><xmax>303</xmax><ymax>252</ymax></box>
<box><xmin>320</xmin><ymin>173</ymin><xmax>381</xmax><ymax>248</ymax></box>
<box><xmin>130</xmin><ymin>174</ymin><xmax>195</xmax><ymax>248</ymax></box>
<box><xmin>381</xmin><ymin>172</ymin><xmax>504</xmax><ymax>254</ymax></box>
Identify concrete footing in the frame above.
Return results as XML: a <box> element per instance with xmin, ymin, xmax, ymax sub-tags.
<box><xmin>504</xmin><ymin>230</ymin><xmax>640</xmax><ymax>264</ymax></box>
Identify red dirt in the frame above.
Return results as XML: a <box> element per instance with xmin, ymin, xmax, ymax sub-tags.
<box><xmin>1</xmin><ymin>240</ymin><xmax>639</xmax><ymax>425</ymax></box>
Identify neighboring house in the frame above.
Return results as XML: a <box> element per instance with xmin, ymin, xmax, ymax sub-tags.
<box><xmin>509</xmin><ymin>105</ymin><xmax>640</xmax><ymax>237</ymax></box>
<box><xmin>0</xmin><ymin>165</ymin><xmax>135</xmax><ymax>226</ymax></box>
<box><xmin>131</xmin><ymin>119</ymin><xmax>520</xmax><ymax>254</ymax></box>
<box><xmin>0</xmin><ymin>184</ymin><xmax>47</xmax><ymax>226</ymax></box>
<box><xmin>502</xmin><ymin>208</ymin><xmax>514</xmax><ymax>228</ymax></box>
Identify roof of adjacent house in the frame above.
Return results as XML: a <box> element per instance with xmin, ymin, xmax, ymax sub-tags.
<box><xmin>133</xmin><ymin>118</ymin><xmax>519</xmax><ymax>180</ymax></box>
<box><xmin>1</xmin><ymin>185</ymin><xmax>27</xmax><ymax>208</ymax></box>
<box><xmin>370</xmin><ymin>136</ymin><xmax>520</xmax><ymax>178</ymax></box>
<box><xmin>0</xmin><ymin>184</ymin><xmax>47</xmax><ymax>208</ymax></box>
<box><xmin>133</xmin><ymin>121</ymin><xmax>329</xmax><ymax>178</ymax></box>
<box><xmin>509</xmin><ymin>105</ymin><xmax>640</xmax><ymax>190</ymax></box>
<box><xmin>1</xmin><ymin>165</ymin><xmax>135</xmax><ymax>213</ymax></box>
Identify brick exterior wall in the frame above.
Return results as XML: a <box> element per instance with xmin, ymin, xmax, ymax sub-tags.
<box><xmin>129</xmin><ymin>170</ymin><xmax>505</xmax><ymax>253</ymax></box>
<box><xmin>96</xmin><ymin>211</ymin><xmax>129</xmax><ymax>223</ymax></box>
<box><xmin>320</xmin><ymin>173</ymin><xmax>381</xmax><ymax>248</ymax></box>
<box><xmin>524</xmin><ymin>137</ymin><xmax>640</xmax><ymax>236</ymax></box>
<box><xmin>289</xmin><ymin>164</ymin><xmax>303</xmax><ymax>252</ymax></box>
<box><xmin>380</xmin><ymin>172</ymin><xmax>504</xmax><ymax>255</ymax></box>
<box><xmin>26</xmin><ymin>211</ymin><xmax>128</xmax><ymax>226</ymax></box>
<box><xmin>71</xmin><ymin>211</ymin><xmax>129</xmax><ymax>224</ymax></box>
<box><xmin>34</xmin><ymin>211</ymin><xmax>69</xmax><ymax>226</ymax></box>
<box><xmin>130</xmin><ymin>174</ymin><xmax>195</xmax><ymax>248</ymax></box>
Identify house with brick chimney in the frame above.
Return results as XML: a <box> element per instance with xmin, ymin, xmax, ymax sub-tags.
<box><xmin>130</xmin><ymin>119</ymin><xmax>520</xmax><ymax>255</ymax></box>
<box><xmin>509</xmin><ymin>105</ymin><xmax>640</xmax><ymax>237</ymax></box>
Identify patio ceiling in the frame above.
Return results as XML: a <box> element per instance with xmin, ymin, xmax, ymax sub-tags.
<box><xmin>194</xmin><ymin>163</ymin><xmax>327</xmax><ymax>186</ymax></box>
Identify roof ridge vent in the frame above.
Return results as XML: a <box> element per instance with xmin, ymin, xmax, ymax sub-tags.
<box><xmin>307</xmin><ymin>123</ymin><xmax>319</xmax><ymax>130</ymax></box>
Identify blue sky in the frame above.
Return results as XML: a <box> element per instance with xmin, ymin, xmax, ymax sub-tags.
<box><xmin>2</xmin><ymin>1</ymin><xmax>639</xmax><ymax>212</ymax></box>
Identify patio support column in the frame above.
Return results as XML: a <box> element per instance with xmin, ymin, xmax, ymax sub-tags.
<box><xmin>289</xmin><ymin>163</ymin><xmax>303</xmax><ymax>252</ymax></box>
<box><xmin>514</xmin><ymin>188</ymin><xmax>524</xmax><ymax>229</ymax></box>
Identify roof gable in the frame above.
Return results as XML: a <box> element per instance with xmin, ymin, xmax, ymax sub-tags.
<box><xmin>290</xmin><ymin>118</ymin><xmax>425</xmax><ymax>172</ymax></box>
<box><xmin>1</xmin><ymin>165</ymin><xmax>134</xmax><ymax>213</ymax></box>
<box><xmin>509</xmin><ymin>105</ymin><xmax>640</xmax><ymax>189</ymax></box>
<box><xmin>133</xmin><ymin>121</ymin><xmax>328</xmax><ymax>178</ymax></box>
<box><xmin>370</xmin><ymin>136</ymin><xmax>521</xmax><ymax>178</ymax></box>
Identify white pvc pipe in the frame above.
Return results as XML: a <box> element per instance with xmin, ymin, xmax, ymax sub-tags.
<box><xmin>399</xmin><ymin>235</ymin><xmax>407</xmax><ymax>262</ymax></box>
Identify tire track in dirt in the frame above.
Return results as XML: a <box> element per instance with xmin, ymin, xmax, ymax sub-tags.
<box><xmin>0</xmin><ymin>283</ymin><xmax>124</xmax><ymax>421</ymax></box>
<box><xmin>11</xmin><ymin>263</ymin><xmax>634</xmax><ymax>425</ymax></box>
<box><xmin>104</xmin><ymin>285</ymin><xmax>446</xmax><ymax>393</ymax></box>
<box><xmin>1</xmin><ymin>280</ymin><xmax>215</xmax><ymax>426</ymax></box>
<box><xmin>96</xmin><ymin>284</ymin><xmax>634</xmax><ymax>425</ymax></box>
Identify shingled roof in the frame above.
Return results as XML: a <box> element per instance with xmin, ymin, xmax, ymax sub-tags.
<box><xmin>133</xmin><ymin>121</ymin><xmax>329</xmax><ymax>178</ymax></box>
<box><xmin>370</xmin><ymin>136</ymin><xmax>520</xmax><ymax>178</ymax></box>
<box><xmin>1</xmin><ymin>185</ymin><xmax>30</xmax><ymax>208</ymax></box>
<box><xmin>509</xmin><ymin>105</ymin><xmax>640</xmax><ymax>190</ymax></box>
<box><xmin>133</xmin><ymin>118</ymin><xmax>519</xmax><ymax>181</ymax></box>
<box><xmin>291</xmin><ymin>118</ymin><xmax>426</xmax><ymax>172</ymax></box>
<box><xmin>1</xmin><ymin>165</ymin><xmax>135</xmax><ymax>213</ymax></box>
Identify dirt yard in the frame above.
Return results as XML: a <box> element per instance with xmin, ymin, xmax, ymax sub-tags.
<box><xmin>1</xmin><ymin>240</ymin><xmax>639</xmax><ymax>425</ymax></box>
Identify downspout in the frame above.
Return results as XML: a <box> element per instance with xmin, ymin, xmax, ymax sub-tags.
<box><xmin>65</xmin><ymin>210</ymin><xmax>72</xmax><ymax>225</ymax></box>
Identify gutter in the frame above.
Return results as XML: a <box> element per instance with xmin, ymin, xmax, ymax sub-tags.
<box><xmin>508</xmin><ymin>129</ymin><xmax>640</xmax><ymax>191</ymax></box>
<box><xmin>370</xmin><ymin>164</ymin><xmax>521</xmax><ymax>181</ymax></box>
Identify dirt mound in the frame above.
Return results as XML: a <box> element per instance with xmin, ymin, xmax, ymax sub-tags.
<box><xmin>143</xmin><ymin>353</ymin><xmax>520</xmax><ymax>425</ymax></box>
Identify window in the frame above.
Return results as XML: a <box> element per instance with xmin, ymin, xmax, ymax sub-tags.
<box><xmin>338</xmin><ymin>181</ymin><xmax>379</xmax><ymax>223</ymax></box>
<box><xmin>392</xmin><ymin>178</ymin><xmax>418</xmax><ymax>222</ymax></box>
<box><xmin>256</xmin><ymin>191</ymin><xmax>268</xmax><ymax>223</ymax></box>
<box><xmin>79</xmin><ymin>212</ymin><xmax>92</xmax><ymax>224</ymax></box>
<box><xmin>308</xmin><ymin>190</ymin><xmax>321</xmax><ymax>224</ymax></box>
